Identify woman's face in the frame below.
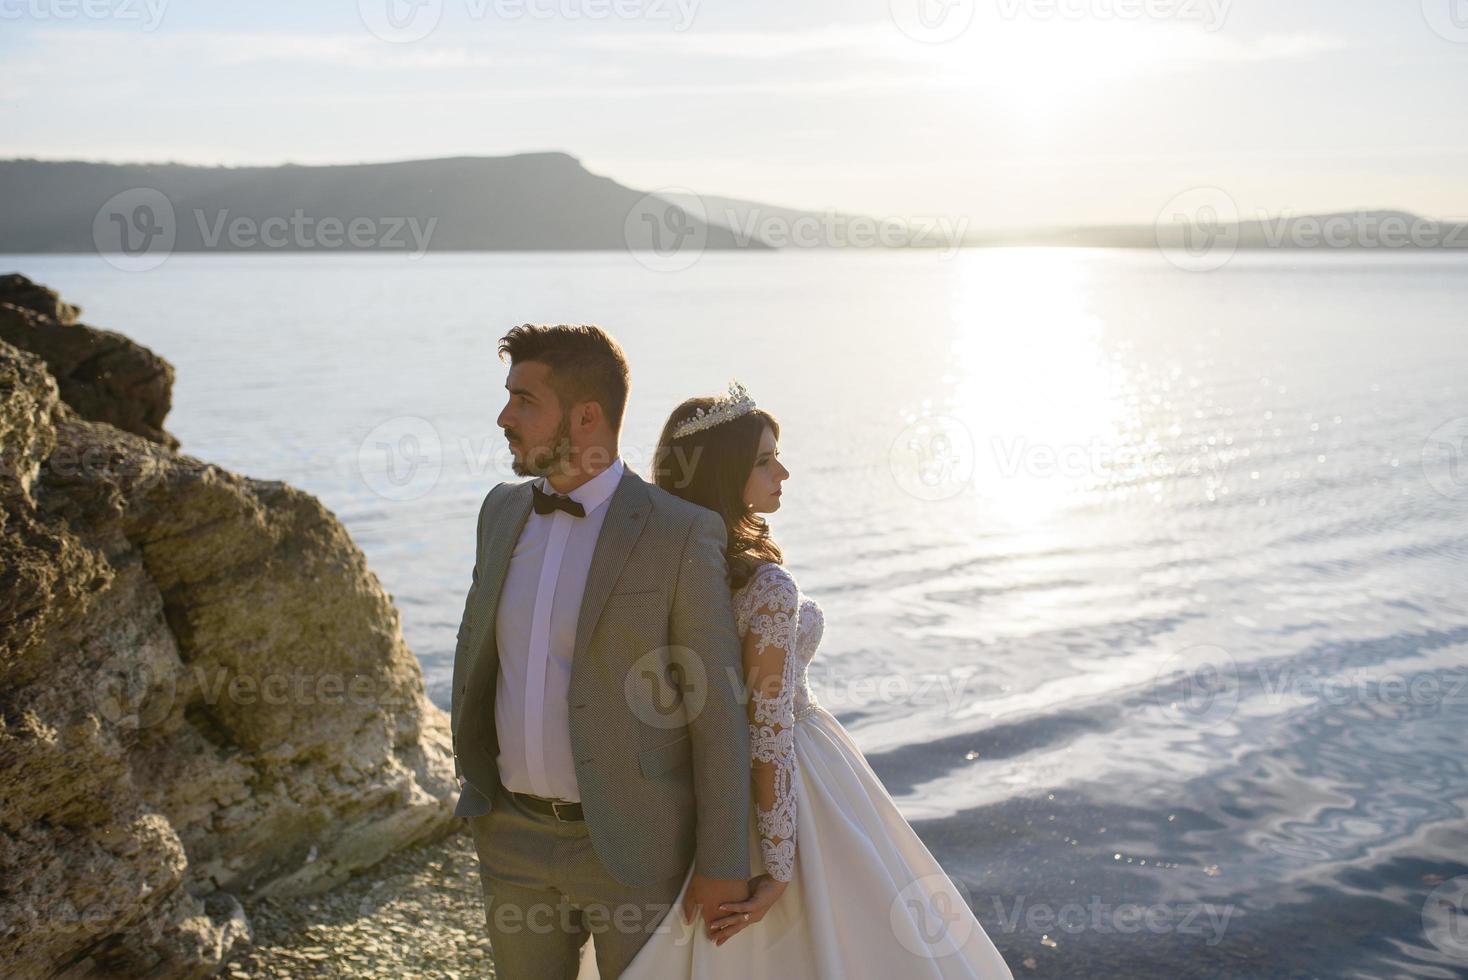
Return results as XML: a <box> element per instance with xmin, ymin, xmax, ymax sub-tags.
<box><xmin>742</xmin><ymin>425</ymin><xmax>789</xmax><ymax>513</ymax></box>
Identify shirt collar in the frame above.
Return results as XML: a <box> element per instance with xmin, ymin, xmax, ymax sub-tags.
<box><xmin>537</xmin><ymin>455</ymin><xmax>624</xmax><ymax>515</ymax></box>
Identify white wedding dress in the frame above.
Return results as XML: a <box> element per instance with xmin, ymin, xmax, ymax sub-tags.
<box><xmin>575</xmin><ymin>562</ymin><xmax>1014</xmax><ymax>980</ymax></box>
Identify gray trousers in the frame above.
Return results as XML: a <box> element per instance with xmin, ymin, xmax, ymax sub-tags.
<box><xmin>466</xmin><ymin>784</ymin><xmax>688</xmax><ymax>979</ymax></box>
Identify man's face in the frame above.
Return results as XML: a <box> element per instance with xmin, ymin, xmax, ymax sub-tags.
<box><xmin>496</xmin><ymin>361</ymin><xmax>571</xmax><ymax>477</ymax></box>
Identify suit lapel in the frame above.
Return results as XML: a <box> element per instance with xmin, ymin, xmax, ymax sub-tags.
<box><xmin>571</xmin><ymin>468</ymin><xmax>650</xmax><ymax>668</ymax></box>
<box><xmin>473</xmin><ymin>480</ymin><xmax>533</xmax><ymax>681</ymax></box>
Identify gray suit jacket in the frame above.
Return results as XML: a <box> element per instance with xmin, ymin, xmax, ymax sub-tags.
<box><xmin>450</xmin><ymin>463</ymin><xmax>754</xmax><ymax>886</ymax></box>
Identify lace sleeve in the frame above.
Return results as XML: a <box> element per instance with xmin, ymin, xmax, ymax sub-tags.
<box><xmin>742</xmin><ymin>565</ymin><xmax>800</xmax><ymax>883</ymax></box>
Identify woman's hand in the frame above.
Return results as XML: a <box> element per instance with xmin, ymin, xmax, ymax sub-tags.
<box><xmin>708</xmin><ymin>874</ymin><xmax>787</xmax><ymax>946</ymax></box>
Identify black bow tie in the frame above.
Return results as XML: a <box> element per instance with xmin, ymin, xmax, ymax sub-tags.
<box><xmin>532</xmin><ymin>482</ymin><xmax>586</xmax><ymax>518</ymax></box>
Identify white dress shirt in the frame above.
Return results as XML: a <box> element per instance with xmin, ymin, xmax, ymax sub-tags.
<box><xmin>494</xmin><ymin>455</ymin><xmax>625</xmax><ymax>801</ymax></box>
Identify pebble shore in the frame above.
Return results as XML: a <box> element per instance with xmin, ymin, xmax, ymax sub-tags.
<box><xmin>221</xmin><ymin>827</ymin><xmax>496</xmax><ymax>979</ymax></box>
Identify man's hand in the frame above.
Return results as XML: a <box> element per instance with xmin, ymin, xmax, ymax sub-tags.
<box><xmin>681</xmin><ymin>873</ymin><xmax>751</xmax><ymax>942</ymax></box>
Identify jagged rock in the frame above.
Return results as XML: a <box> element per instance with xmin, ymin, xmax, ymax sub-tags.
<box><xmin>0</xmin><ymin>280</ymin><xmax>457</xmax><ymax>978</ymax></box>
<box><xmin>0</xmin><ymin>273</ymin><xmax>81</xmax><ymax>325</ymax></box>
<box><xmin>0</xmin><ymin>274</ymin><xmax>178</xmax><ymax>450</ymax></box>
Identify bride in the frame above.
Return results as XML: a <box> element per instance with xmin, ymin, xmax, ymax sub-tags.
<box><xmin>576</xmin><ymin>381</ymin><xmax>1014</xmax><ymax>979</ymax></box>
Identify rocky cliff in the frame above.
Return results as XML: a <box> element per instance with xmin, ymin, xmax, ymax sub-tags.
<box><xmin>0</xmin><ymin>276</ymin><xmax>458</xmax><ymax>978</ymax></box>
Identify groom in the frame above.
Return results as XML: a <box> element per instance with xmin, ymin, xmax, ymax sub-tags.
<box><xmin>450</xmin><ymin>323</ymin><xmax>754</xmax><ymax>978</ymax></box>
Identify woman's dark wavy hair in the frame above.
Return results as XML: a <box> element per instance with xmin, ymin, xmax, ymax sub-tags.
<box><xmin>653</xmin><ymin>398</ymin><xmax>783</xmax><ymax>592</ymax></box>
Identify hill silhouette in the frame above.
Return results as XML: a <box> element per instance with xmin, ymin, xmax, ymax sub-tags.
<box><xmin>0</xmin><ymin>153</ymin><xmax>767</xmax><ymax>253</ymax></box>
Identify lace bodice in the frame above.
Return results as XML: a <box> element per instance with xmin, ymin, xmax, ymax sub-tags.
<box><xmin>731</xmin><ymin>562</ymin><xmax>823</xmax><ymax>882</ymax></box>
<box><xmin>733</xmin><ymin>562</ymin><xmax>824</xmax><ymax>714</ymax></box>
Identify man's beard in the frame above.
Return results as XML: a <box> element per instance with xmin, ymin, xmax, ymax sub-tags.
<box><xmin>510</xmin><ymin>416</ymin><xmax>574</xmax><ymax>477</ymax></box>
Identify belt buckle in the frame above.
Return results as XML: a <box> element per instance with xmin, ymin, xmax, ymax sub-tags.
<box><xmin>550</xmin><ymin>799</ymin><xmax>576</xmax><ymax>821</ymax></box>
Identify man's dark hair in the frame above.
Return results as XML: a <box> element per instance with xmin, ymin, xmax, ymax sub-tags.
<box><xmin>497</xmin><ymin>324</ymin><xmax>631</xmax><ymax>432</ymax></box>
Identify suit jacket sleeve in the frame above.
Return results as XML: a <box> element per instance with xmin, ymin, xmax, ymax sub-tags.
<box><xmin>451</xmin><ymin>486</ymin><xmax>495</xmax><ymax>785</ymax></box>
<box><xmin>670</xmin><ymin>508</ymin><xmax>754</xmax><ymax>881</ymax></box>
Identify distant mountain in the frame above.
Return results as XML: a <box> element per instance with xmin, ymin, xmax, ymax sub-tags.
<box><xmin>3</xmin><ymin>155</ymin><xmax>1458</xmax><ymax>254</ymax></box>
<box><xmin>969</xmin><ymin>210</ymin><xmax>1468</xmax><ymax>249</ymax></box>
<box><xmin>659</xmin><ymin>192</ymin><xmax>828</xmax><ymax>248</ymax></box>
<box><xmin>660</xmin><ymin>191</ymin><xmax>971</xmax><ymax>250</ymax></box>
<box><xmin>0</xmin><ymin>153</ymin><xmax>770</xmax><ymax>253</ymax></box>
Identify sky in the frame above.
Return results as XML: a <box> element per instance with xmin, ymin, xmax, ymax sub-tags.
<box><xmin>3</xmin><ymin>0</ymin><xmax>1467</xmax><ymax>229</ymax></box>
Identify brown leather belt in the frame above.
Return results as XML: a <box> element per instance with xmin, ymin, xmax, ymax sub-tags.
<box><xmin>511</xmin><ymin>791</ymin><xmax>584</xmax><ymax>821</ymax></box>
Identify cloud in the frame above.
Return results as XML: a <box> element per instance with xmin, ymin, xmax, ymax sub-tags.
<box><xmin>1243</xmin><ymin>32</ymin><xmax>1351</xmax><ymax>61</ymax></box>
<box><xmin>3</xmin><ymin>27</ymin><xmax>547</xmax><ymax>74</ymax></box>
<box><xmin>569</xmin><ymin>20</ymin><xmax>1352</xmax><ymax>70</ymax></box>
<box><xmin>570</xmin><ymin>23</ymin><xmax>898</xmax><ymax>59</ymax></box>
<box><xmin>0</xmin><ymin>25</ymin><xmax>935</xmax><ymax>104</ymax></box>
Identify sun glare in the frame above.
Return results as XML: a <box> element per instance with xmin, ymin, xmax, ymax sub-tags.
<box><xmin>946</xmin><ymin>249</ymin><xmax>1130</xmax><ymax>524</ymax></box>
<box><xmin>925</xmin><ymin>16</ymin><xmax>1207</xmax><ymax>125</ymax></box>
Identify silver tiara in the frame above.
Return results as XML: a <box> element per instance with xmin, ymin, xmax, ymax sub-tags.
<box><xmin>671</xmin><ymin>380</ymin><xmax>757</xmax><ymax>439</ymax></box>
